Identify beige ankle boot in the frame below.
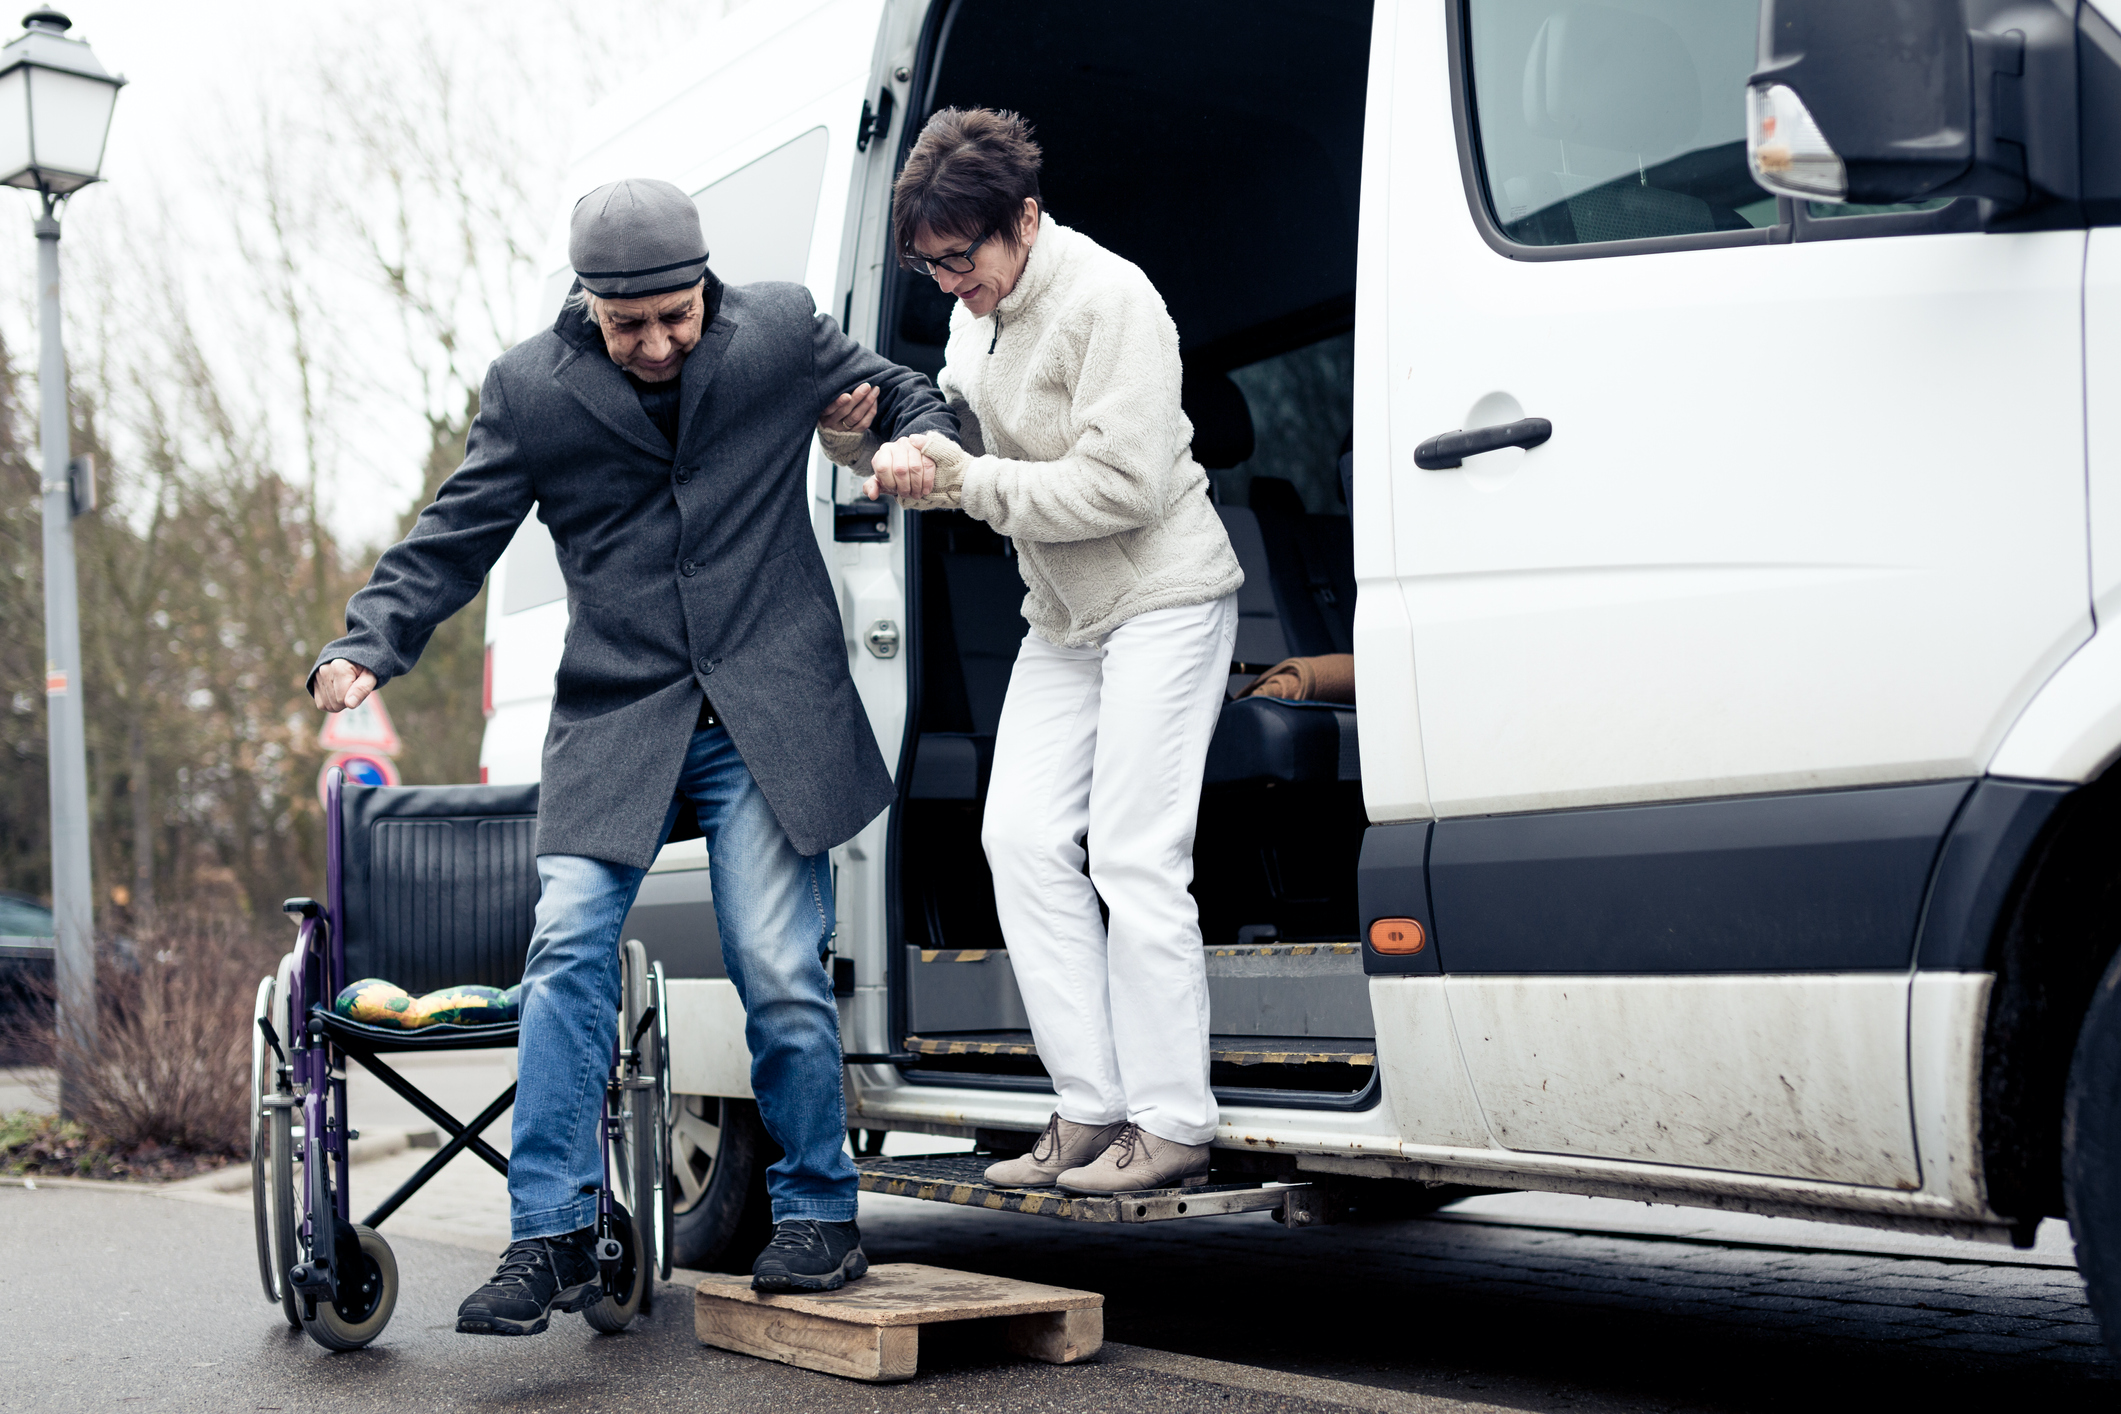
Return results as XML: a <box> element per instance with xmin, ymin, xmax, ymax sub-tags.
<box><xmin>983</xmin><ymin>1113</ymin><xmax>1127</xmax><ymax>1188</ymax></box>
<box><xmin>1056</xmin><ymin>1123</ymin><xmax>1211</xmax><ymax>1194</ymax></box>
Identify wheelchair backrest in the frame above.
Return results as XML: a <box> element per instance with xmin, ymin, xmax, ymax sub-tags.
<box><xmin>333</xmin><ymin>781</ymin><xmax>541</xmax><ymax>996</ymax></box>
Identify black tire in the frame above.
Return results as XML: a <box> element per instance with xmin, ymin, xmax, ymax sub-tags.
<box><xmin>666</xmin><ymin>1095</ymin><xmax>774</xmax><ymax>1271</ymax></box>
<box><xmin>299</xmin><ymin>1224</ymin><xmax>398</xmax><ymax>1352</ymax></box>
<box><xmin>2063</xmin><ymin>947</ymin><xmax>2121</xmax><ymax>1361</ymax></box>
<box><xmin>583</xmin><ymin>1200</ymin><xmax>647</xmax><ymax>1333</ymax></box>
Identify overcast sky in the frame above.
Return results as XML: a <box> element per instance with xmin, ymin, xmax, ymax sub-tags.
<box><xmin>4</xmin><ymin>1</ymin><xmax>733</xmax><ymax>543</ymax></box>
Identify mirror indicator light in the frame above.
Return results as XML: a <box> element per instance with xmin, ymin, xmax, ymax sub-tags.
<box><xmin>1747</xmin><ymin>83</ymin><xmax>1848</xmax><ymax>201</ymax></box>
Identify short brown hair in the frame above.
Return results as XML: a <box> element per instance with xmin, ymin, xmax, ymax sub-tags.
<box><xmin>892</xmin><ymin>108</ymin><xmax>1043</xmax><ymax>268</ymax></box>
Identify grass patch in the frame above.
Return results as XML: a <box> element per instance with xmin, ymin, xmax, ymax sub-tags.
<box><xmin>1</xmin><ymin>1108</ymin><xmax>233</xmax><ymax>1183</ymax></box>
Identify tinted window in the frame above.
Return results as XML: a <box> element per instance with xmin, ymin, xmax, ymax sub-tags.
<box><xmin>1466</xmin><ymin>1</ymin><xmax>1774</xmax><ymax>247</ymax></box>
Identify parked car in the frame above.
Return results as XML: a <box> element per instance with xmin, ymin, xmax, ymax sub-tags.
<box><xmin>478</xmin><ymin>0</ymin><xmax>2121</xmax><ymax>1354</ymax></box>
<box><xmin>0</xmin><ymin>891</ymin><xmax>53</xmax><ymax>1065</ymax></box>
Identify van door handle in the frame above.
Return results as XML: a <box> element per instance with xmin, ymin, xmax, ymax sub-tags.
<box><xmin>1414</xmin><ymin>417</ymin><xmax>1552</xmax><ymax>470</ymax></box>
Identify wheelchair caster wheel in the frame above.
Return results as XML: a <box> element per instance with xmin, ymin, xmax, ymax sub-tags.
<box><xmin>584</xmin><ymin>1202</ymin><xmax>646</xmax><ymax>1334</ymax></box>
<box><xmin>299</xmin><ymin>1224</ymin><xmax>399</xmax><ymax>1352</ymax></box>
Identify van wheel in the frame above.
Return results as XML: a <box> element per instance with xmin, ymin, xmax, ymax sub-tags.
<box><xmin>2063</xmin><ymin>947</ymin><xmax>2121</xmax><ymax>1360</ymax></box>
<box><xmin>665</xmin><ymin>1096</ymin><xmax>773</xmax><ymax>1271</ymax></box>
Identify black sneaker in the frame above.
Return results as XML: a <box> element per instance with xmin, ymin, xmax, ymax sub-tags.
<box><xmin>456</xmin><ymin>1228</ymin><xmax>603</xmax><ymax>1335</ymax></box>
<box><xmin>750</xmin><ymin>1219</ymin><xmax>868</xmax><ymax>1292</ymax></box>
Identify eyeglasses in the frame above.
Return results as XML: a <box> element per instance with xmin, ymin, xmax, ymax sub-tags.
<box><xmin>903</xmin><ymin>230</ymin><xmax>992</xmax><ymax>276</ymax></box>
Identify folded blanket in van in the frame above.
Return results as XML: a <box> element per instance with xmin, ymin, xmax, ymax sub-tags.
<box><xmin>1239</xmin><ymin>653</ymin><xmax>1355</xmax><ymax>704</ymax></box>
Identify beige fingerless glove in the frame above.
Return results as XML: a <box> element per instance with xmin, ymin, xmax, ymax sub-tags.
<box><xmin>894</xmin><ymin>435</ymin><xmax>970</xmax><ymax>511</ymax></box>
<box><xmin>816</xmin><ymin>426</ymin><xmax>879</xmax><ymax>468</ymax></box>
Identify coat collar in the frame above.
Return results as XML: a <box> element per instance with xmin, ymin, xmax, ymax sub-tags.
<box><xmin>549</xmin><ymin>275</ymin><xmax>735</xmax><ymax>461</ymax></box>
<box><xmin>992</xmin><ymin>214</ymin><xmax>1070</xmax><ymax>327</ymax></box>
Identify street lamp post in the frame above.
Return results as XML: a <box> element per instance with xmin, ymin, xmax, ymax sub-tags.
<box><xmin>0</xmin><ymin>7</ymin><xmax>123</xmax><ymax>1116</ymax></box>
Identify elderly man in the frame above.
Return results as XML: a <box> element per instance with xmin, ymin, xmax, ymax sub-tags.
<box><xmin>308</xmin><ymin>179</ymin><xmax>948</xmax><ymax>1334</ymax></box>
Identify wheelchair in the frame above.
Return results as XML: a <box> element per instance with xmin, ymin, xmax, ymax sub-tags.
<box><xmin>250</xmin><ymin>768</ymin><xmax>674</xmax><ymax>1351</ymax></box>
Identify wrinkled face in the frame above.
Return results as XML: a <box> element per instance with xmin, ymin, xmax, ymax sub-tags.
<box><xmin>915</xmin><ymin>199</ymin><xmax>1040</xmax><ymax>320</ymax></box>
<box><xmin>594</xmin><ymin>282</ymin><xmax>706</xmax><ymax>382</ymax></box>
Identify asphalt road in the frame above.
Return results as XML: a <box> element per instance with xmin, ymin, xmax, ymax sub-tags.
<box><xmin>3</xmin><ymin>1172</ymin><xmax>2116</xmax><ymax>1413</ymax></box>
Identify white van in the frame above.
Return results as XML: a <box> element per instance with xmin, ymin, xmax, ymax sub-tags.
<box><xmin>481</xmin><ymin>0</ymin><xmax>2121</xmax><ymax>1348</ymax></box>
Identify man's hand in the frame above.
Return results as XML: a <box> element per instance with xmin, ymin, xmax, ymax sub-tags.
<box><xmin>864</xmin><ymin>435</ymin><xmax>937</xmax><ymax>501</ymax></box>
<box><xmin>819</xmin><ymin>383</ymin><xmax>879</xmax><ymax>434</ymax></box>
<box><xmin>312</xmin><ymin>659</ymin><xmax>378</xmax><ymax>713</ymax></box>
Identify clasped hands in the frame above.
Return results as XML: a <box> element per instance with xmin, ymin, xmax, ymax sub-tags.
<box><xmin>817</xmin><ymin>382</ymin><xmax>937</xmax><ymax>501</ymax></box>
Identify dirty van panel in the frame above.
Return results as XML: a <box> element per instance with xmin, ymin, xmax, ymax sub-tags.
<box><xmin>887</xmin><ymin>0</ymin><xmax>1378</xmax><ymax>1096</ymax></box>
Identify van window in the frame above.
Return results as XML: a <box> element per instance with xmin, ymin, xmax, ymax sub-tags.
<box><xmin>1465</xmin><ymin>0</ymin><xmax>1775</xmax><ymax>249</ymax></box>
<box><xmin>690</xmin><ymin>126</ymin><xmax>830</xmax><ymax>287</ymax></box>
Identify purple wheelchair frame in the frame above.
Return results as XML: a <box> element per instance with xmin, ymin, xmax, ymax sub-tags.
<box><xmin>265</xmin><ymin>768</ymin><xmax>635</xmax><ymax>1317</ymax></box>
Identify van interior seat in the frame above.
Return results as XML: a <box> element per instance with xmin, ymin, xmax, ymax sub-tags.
<box><xmin>1204</xmin><ymin>480</ymin><xmax>1359</xmax><ymax>788</ymax></box>
<box><xmin>908</xmin><ymin>491</ymin><xmax>1361</xmax><ymax>797</ymax></box>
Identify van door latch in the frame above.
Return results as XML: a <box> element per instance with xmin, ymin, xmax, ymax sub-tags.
<box><xmin>1414</xmin><ymin>417</ymin><xmax>1553</xmax><ymax>470</ymax></box>
<box><xmin>864</xmin><ymin>621</ymin><xmax>901</xmax><ymax>659</ymax></box>
<box><xmin>856</xmin><ymin>86</ymin><xmax>897</xmax><ymax>153</ymax></box>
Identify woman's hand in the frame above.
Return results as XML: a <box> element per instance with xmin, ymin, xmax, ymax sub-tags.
<box><xmin>864</xmin><ymin>434</ymin><xmax>937</xmax><ymax>501</ymax></box>
<box><xmin>819</xmin><ymin>382</ymin><xmax>879</xmax><ymax>434</ymax></box>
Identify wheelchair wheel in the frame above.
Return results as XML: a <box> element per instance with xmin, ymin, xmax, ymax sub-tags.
<box><xmin>300</xmin><ymin>1224</ymin><xmax>398</xmax><ymax>1352</ymax></box>
<box><xmin>652</xmin><ymin>961</ymin><xmax>674</xmax><ymax>1281</ymax></box>
<box><xmin>270</xmin><ymin>1099</ymin><xmax>302</xmax><ymax>1329</ymax></box>
<box><xmin>610</xmin><ymin>940</ymin><xmax>661</xmax><ymax>1318</ymax></box>
<box><xmin>250</xmin><ymin>976</ymin><xmax>278</xmax><ymax>1304</ymax></box>
<box><xmin>583</xmin><ymin>1199</ymin><xmax>647</xmax><ymax>1333</ymax></box>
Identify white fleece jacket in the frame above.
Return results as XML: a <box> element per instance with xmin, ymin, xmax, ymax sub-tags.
<box><xmin>821</xmin><ymin>216</ymin><xmax>1242</xmax><ymax>648</ymax></box>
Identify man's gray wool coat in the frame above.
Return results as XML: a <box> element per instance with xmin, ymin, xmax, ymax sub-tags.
<box><xmin>311</xmin><ymin>277</ymin><xmax>955</xmax><ymax>866</ymax></box>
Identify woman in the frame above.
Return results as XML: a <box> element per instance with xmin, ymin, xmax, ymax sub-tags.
<box><xmin>817</xmin><ymin>108</ymin><xmax>1243</xmax><ymax>1194</ymax></box>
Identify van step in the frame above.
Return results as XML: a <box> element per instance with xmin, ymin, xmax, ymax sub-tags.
<box><xmin>1204</xmin><ymin>941</ymin><xmax>1361</xmax><ymax>977</ymax></box>
<box><xmin>855</xmin><ymin>1153</ymin><xmax>1315</xmax><ymax>1224</ymax></box>
<box><xmin>903</xmin><ymin>1032</ymin><xmax>1376</xmax><ymax>1068</ymax></box>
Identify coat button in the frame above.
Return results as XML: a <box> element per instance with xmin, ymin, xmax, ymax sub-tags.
<box><xmin>697</xmin><ymin>659</ymin><xmax>714</xmax><ymax>676</ymax></box>
<box><xmin>675</xmin><ymin>466</ymin><xmax>694</xmax><ymax>484</ymax></box>
<box><xmin>680</xmin><ymin>559</ymin><xmax>697</xmax><ymax>577</ymax></box>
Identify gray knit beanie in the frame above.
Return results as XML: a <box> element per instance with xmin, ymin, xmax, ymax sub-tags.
<box><xmin>569</xmin><ymin>178</ymin><xmax>709</xmax><ymax>298</ymax></box>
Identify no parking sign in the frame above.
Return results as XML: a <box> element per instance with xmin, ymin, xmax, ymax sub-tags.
<box><xmin>318</xmin><ymin>694</ymin><xmax>403</xmax><ymax>803</ymax></box>
<box><xmin>319</xmin><ymin>749</ymin><xmax>401</xmax><ymax>804</ymax></box>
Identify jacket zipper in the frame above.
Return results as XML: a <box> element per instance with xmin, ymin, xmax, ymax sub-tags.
<box><xmin>988</xmin><ymin>311</ymin><xmax>1002</xmax><ymax>356</ymax></box>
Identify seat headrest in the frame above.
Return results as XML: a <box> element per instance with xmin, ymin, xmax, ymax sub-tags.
<box><xmin>1182</xmin><ymin>367</ymin><xmax>1255</xmax><ymax>471</ymax></box>
<box><xmin>1249</xmin><ymin>475</ymin><xmax>1306</xmax><ymax>522</ymax></box>
<box><xmin>1522</xmin><ymin>5</ymin><xmax>1701</xmax><ymax>156</ymax></box>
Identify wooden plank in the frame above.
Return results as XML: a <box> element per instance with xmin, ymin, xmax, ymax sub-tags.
<box><xmin>694</xmin><ymin>1263</ymin><xmax>1100</xmax><ymax>1325</ymax></box>
<box><xmin>1005</xmin><ymin>1306</ymin><xmax>1104</xmax><ymax>1364</ymax></box>
<box><xmin>694</xmin><ymin>1264</ymin><xmax>1104</xmax><ymax>1383</ymax></box>
<box><xmin>694</xmin><ymin>1295</ymin><xmax>916</xmax><ymax>1382</ymax></box>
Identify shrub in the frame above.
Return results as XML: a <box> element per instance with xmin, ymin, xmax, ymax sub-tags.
<box><xmin>8</xmin><ymin>913</ymin><xmax>278</xmax><ymax>1161</ymax></box>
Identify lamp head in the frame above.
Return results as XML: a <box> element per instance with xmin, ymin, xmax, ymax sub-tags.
<box><xmin>0</xmin><ymin>8</ymin><xmax>126</xmax><ymax>197</ymax></box>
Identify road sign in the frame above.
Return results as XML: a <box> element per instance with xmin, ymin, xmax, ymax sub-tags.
<box><xmin>319</xmin><ymin>749</ymin><xmax>401</xmax><ymax>805</ymax></box>
<box><xmin>319</xmin><ymin>692</ymin><xmax>400</xmax><ymax>755</ymax></box>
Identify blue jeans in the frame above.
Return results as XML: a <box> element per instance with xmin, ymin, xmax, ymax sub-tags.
<box><xmin>508</xmin><ymin>724</ymin><xmax>856</xmax><ymax>1239</ymax></box>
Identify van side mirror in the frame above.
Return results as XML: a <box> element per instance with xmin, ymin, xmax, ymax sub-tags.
<box><xmin>1746</xmin><ymin>0</ymin><xmax>2108</xmax><ymax>221</ymax></box>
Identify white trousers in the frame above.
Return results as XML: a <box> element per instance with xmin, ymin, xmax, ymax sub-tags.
<box><xmin>981</xmin><ymin>593</ymin><xmax>1238</xmax><ymax>1145</ymax></box>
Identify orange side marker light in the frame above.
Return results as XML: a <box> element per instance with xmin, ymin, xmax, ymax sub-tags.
<box><xmin>1368</xmin><ymin>918</ymin><xmax>1425</xmax><ymax>955</ymax></box>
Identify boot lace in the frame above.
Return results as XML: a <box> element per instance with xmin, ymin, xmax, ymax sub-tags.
<box><xmin>1028</xmin><ymin>1113</ymin><xmax>1066</xmax><ymax>1163</ymax></box>
<box><xmin>765</xmin><ymin>1219</ymin><xmax>825</xmax><ymax>1253</ymax></box>
<box><xmin>1107</xmin><ymin>1123</ymin><xmax>1146</xmax><ymax>1170</ymax></box>
<box><xmin>489</xmin><ymin>1238</ymin><xmax>555</xmax><ymax>1291</ymax></box>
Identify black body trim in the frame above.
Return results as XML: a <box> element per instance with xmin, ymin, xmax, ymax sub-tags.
<box><xmin>1427</xmin><ymin>781</ymin><xmax>1972</xmax><ymax>973</ymax></box>
<box><xmin>1916</xmin><ymin>779</ymin><xmax>2074</xmax><ymax>970</ymax></box>
<box><xmin>898</xmin><ymin>1064</ymin><xmax>1383</xmax><ymax>1113</ymax></box>
<box><xmin>1358</xmin><ymin>821</ymin><xmax>1440</xmax><ymax>976</ymax></box>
